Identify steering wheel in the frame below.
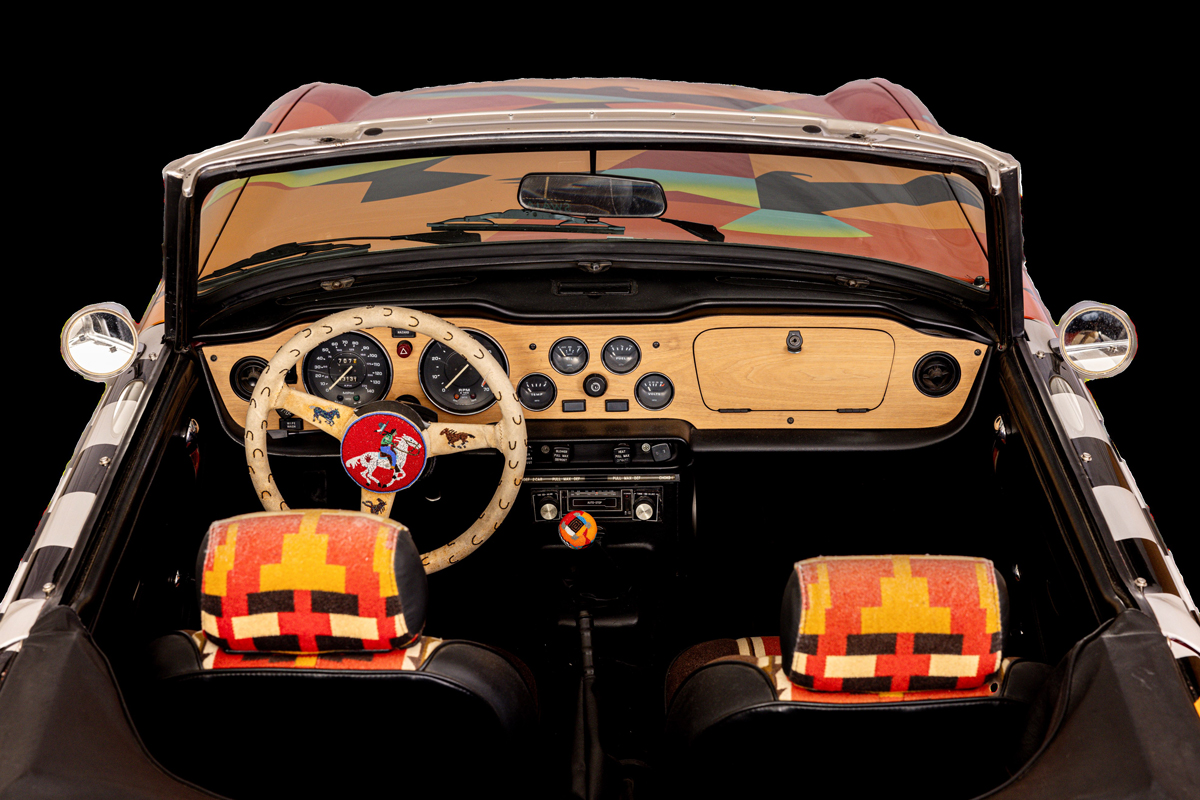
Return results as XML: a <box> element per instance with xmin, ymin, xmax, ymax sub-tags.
<box><xmin>244</xmin><ymin>306</ymin><xmax>527</xmax><ymax>573</ymax></box>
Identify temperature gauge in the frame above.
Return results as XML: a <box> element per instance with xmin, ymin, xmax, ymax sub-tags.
<box><xmin>518</xmin><ymin>373</ymin><xmax>557</xmax><ymax>411</ymax></box>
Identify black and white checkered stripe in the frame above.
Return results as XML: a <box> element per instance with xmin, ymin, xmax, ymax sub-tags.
<box><xmin>1026</xmin><ymin>319</ymin><xmax>1199</xmax><ymax>659</ymax></box>
<box><xmin>0</xmin><ymin>324</ymin><xmax>167</xmax><ymax>652</ymax></box>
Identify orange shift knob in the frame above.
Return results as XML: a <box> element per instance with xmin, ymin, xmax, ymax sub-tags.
<box><xmin>558</xmin><ymin>510</ymin><xmax>598</xmax><ymax>549</ymax></box>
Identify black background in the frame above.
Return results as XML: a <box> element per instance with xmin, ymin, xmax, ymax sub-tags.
<box><xmin>11</xmin><ymin>44</ymin><xmax>1184</xmax><ymax>585</ymax></box>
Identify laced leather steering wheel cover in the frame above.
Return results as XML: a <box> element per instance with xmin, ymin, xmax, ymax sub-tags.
<box><xmin>244</xmin><ymin>306</ymin><xmax>527</xmax><ymax>573</ymax></box>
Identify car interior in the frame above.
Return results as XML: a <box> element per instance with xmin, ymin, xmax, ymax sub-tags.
<box><xmin>72</xmin><ymin>248</ymin><xmax>1124</xmax><ymax>799</ymax></box>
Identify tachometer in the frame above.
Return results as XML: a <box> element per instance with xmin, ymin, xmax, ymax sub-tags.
<box><xmin>419</xmin><ymin>330</ymin><xmax>509</xmax><ymax>415</ymax></box>
<box><xmin>302</xmin><ymin>332</ymin><xmax>392</xmax><ymax>406</ymax></box>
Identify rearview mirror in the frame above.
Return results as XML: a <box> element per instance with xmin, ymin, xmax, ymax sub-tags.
<box><xmin>61</xmin><ymin>303</ymin><xmax>138</xmax><ymax>381</ymax></box>
<box><xmin>518</xmin><ymin>173</ymin><xmax>666</xmax><ymax>218</ymax></box>
<box><xmin>1054</xmin><ymin>301</ymin><xmax>1137</xmax><ymax>379</ymax></box>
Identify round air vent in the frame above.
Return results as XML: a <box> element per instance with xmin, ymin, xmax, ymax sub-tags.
<box><xmin>230</xmin><ymin>356</ymin><xmax>269</xmax><ymax>401</ymax></box>
<box><xmin>913</xmin><ymin>352</ymin><xmax>961</xmax><ymax>397</ymax></box>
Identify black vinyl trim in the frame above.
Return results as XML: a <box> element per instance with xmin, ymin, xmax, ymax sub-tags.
<box><xmin>65</xmin><ymin>353</ymin><xmax>199</xmax><ymax>630</ymax></box>
<box><xmin>1072</xmin><ymin>437</ymin><xmax>1128</xmax><ymax>490</ymax></box>
<box><xmin>16</xmin><ymin>546</ymin><xmax>72</xmax><ymax>601</ymax></box>
<box><xmin>1001</xmin><ymin>341</ymin><xmax>1129</xmax><ymax>617</ymax></box>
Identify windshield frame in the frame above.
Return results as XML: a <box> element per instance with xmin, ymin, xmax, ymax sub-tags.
<box><xmin>166</xmin><ymin>130</ymin><xmax>1021</xmax><ymax>350</ymax></box>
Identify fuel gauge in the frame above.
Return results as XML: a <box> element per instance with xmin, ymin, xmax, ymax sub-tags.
<box><xmin>602</xmin><ymin>337</ymin><xmax>641</xmax><ymax>374</ymax></box>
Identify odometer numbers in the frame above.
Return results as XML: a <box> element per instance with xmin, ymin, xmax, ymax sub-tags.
<box><xmin>419</xmin><ymin>330</ymin><xmax>509</xmax><ymax>415</ymax></box>
<box><xmin>302</xmin><ymin>333</ymin><xmax>391</xmax><ymax>407</ymax></box>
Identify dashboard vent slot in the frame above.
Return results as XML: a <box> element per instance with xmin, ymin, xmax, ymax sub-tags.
<box><xmin>552</xmin><ymin>280</ymin><xmax>637</xmax><ymax>296</ymax></box>
<box><xmin>277</xmin><ymin>276</ymin><xmax>476</xmax><ymax>306</ymax></box>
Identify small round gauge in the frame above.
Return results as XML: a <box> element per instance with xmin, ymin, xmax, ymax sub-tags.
<box><xmin>635</xmin><ymin>373</ymin><xmax>674</xmax><ymax>410</ymax></box>
<box><xmin>550</xmin><ymin>337</ymin><xmax>589</xmax><ymax>375</ymax></box>
<box><xmin>419</xmin><ymin>330</ymin><xmax>509</xmax><ymax>415</ymax></box>
<box><xmin>303</xmin><ymin>333</ymin><xmax>392</xmax><ymax>407</ymax></box>
<box><xmin>602</xmin><ymin>337</ymin><xmax>641</xmax><ymax>374</ymax></box>
<box><xmin>518</xmin><ymin>373</ymin><xmax>557</xmax><ymax>411</ymax></box>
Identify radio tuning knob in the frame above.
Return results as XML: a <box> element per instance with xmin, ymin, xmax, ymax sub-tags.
<box><xmin>634</xmin><ymin>498</ymin><xmax>656</xmax><ymax>521</ymax></box>
<box><xmin>540</xmin><ymin>501</ymin><xmax>560</xmax><ymax>520</ymax></box>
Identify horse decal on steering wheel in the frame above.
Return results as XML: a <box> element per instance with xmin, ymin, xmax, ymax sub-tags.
<box><xmin>310</xmin><ymin>405</ymin><xmax>341</xmax><ymax>426</ymax></box>
<box><xmin>344</xmin><ymin>423</ymin><xmax>424</xmax><ymax>488</ymax></box>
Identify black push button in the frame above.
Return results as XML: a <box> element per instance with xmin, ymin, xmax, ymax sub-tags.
<box><xmin>562</xmin><ymin>399</ymin><xmax>586</xmax><ymax>412</ymax></box>
<box><xmin>553</xmin><ymin>445</ymin><xmax>571</xmax><ymax>464</ymax></box>
<box><xmin>280</xmin><ymin>417</ymin><xmax>304</xmax><ymax>432</ymax></box>
<box><xmin>605</xmin><ymin>399</ymin><xmax>629</xmax><ymax>412</ymax></box>
<box><xmin>613</xmin><ymin>444</ymin><xmax>632</xmax><ymax>465</ymax></box>
<box><xmin>651</xmin><ymin>442</ymin><xmax>672</xmax><ymax>462</ymax></box>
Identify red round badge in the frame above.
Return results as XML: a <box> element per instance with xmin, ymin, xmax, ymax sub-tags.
<box><xmin>340</xmin><ymin>412</ymin><xmax>427</xmax><ymax>493</ymax></box>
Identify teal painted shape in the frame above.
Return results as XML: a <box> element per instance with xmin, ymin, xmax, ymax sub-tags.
<box><xmin>722</xmin><ymin>209</ymin><xmax>869</xmax><ymax>238</ymax></box>
<box><xmin>601</xmin><ymin>168</ymin><xmax>759</xmax><ymax>207</ymax></box>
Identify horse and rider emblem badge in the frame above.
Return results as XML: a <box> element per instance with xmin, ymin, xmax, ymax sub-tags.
<box><xmin>340</xmin><ymin>412</ymin><xmax>426</xmax><ymax>493</ymax></box>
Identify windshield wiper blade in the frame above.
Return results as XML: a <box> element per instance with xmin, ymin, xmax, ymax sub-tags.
<box><xmin>206</xmin><ymin>232</ymin><xmax>482</xmax><ymax>278</ymax></box>
<box><xmin>659</xmin><ymin>217</ymin><xmax>724</xmax><ymax>242</ymax></box>
<box><xmin>430</xmin><ymin>209</ymin><xmax>625</xmax><ymax>236</ymax></box>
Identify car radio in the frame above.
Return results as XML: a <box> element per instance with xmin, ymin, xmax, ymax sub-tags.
<box><xmin>531</xmin><ymin>486</ymin><xmax>662</xmax><ymax>522</ymax></box>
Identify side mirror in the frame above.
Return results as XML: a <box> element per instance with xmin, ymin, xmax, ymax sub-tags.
<box><xmin>1054</xmin><ymin>301</ymin><xmax>1137</xmax><ymax>379</ymax></box>
<box><xmin>61</xmin><ymin>303</ymin><xmax>138</xmax><ymax>381</ymax></box>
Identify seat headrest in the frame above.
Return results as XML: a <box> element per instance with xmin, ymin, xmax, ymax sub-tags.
<box><xmin>780</xmin><ymin>555</ymin><xmax>1006</xmax><ymax>693</ymax></box>
<box><xmin>198</xmin><ymin>510</ymin><xmax>427</xmax><ymax>654</ymax></box>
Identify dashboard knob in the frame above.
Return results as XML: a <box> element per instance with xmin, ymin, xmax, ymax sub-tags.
<box><xmin>583</xmin><ymin>373</ymin><xmax>607</xmax><ymax>398</ymax></box>
<box><xmin>539</xmin><ymin>501</ymin><xmax>560</xmax><ymax>521</ymax></box>
<box><xmin>634</xmin><ymin>502</ymin><xmax>655</xmax><ymax>521</ymax></box>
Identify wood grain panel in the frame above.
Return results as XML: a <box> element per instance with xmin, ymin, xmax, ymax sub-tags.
<box><xmin>694</xmin><ymin>328</ymin><xmax>894</xmax><ymax>411</ymax></box>
<box><xmin>202</xmin><ymin>315</ymin><xmax>986</xmax><ymax>432</ymax></box>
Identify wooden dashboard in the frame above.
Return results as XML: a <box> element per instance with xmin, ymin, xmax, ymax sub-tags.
<box><xmin>200</xmin><ymin>315</ymin><xmax>986</xmax><ymax>431</ymax></box>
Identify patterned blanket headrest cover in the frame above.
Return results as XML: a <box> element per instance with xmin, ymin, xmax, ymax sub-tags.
<box><xmin>780</xmin><ymin>555</ymin><xmax>1007</xmax><ymax>693</ymax></box>
<box><xmin>199</xmin><ymin>510</ymin><xmax>427</xmax><ymax>654</ymax></box>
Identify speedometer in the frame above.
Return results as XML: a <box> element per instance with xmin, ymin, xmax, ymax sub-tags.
<box><xmin>419</xmin><ymin>330</ymin><xmax>509</xmax><ymax>415</ymax></box>
<box><xmin>302</xmin><ymin>332</ymin><xmax>392</xmax><ymax>407</ymax></box>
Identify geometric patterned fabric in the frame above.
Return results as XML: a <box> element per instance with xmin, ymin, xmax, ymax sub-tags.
<box><xmin>733</xmin><ymin>637</ymin><xmax>999</xmax><ymax>704</ymax></box>
<box><xmin>199</xmin><ymin>510</ymin><xmax>423</xmax><ymax>659</ymax></box>
<box><xmin>787</xmin><ymin>555</ymin><xmax>1002</xmax><ymax>693</ymax></box>
<box><xmin>192</xmin><ymin>631</ymin><xmax>442</xmax><ymax>671</ymax></box>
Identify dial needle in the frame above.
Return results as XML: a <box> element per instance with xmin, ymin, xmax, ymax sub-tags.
<box><xmin>330</xmin><ymin>363</ymin><xmax>355</xmax><ymax>387</ymax></box>
<box><xmin>443</xmin><ymin>363</ymin><xmax>471</xmax><ymax>390</ymax></box>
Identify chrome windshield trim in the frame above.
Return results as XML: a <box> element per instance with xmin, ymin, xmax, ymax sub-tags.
<box><xmin>165</xmin><ymin>109</ymin><xmax>1018</xmax><ymax>197</ymax></box>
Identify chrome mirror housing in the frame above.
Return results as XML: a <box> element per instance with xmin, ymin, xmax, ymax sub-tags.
<box><xmin>1054</xmin><ymin>301</ymin><xmax>1137</xmax><ymax>379</ymax></box>
<box><xmin>61</xmin><ymin>303</ymin><xmax>138</xmax><ymax>381</ymax></box>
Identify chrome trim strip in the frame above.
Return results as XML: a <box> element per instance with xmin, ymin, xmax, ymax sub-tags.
<box><xmin>165</xmin><ymin>110</ymin><xmax>1018</xmax><ymax>197</ymax></box>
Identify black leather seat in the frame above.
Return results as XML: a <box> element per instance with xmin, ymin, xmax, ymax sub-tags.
<box><xmin>662</xmin><ymin>555</ymin><xmax>1051</xmax><ymax>798</ymax></box>
<box><xmin>135</xmin><ymin>510</ymin><xmax>540</xmax><ymax>799</ymax></box>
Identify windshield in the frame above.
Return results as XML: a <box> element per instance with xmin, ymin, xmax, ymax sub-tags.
<box><xmin>198</xmin><ymin>149</ymin><xmax>988</xmax><ymax>293</ymax></box>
